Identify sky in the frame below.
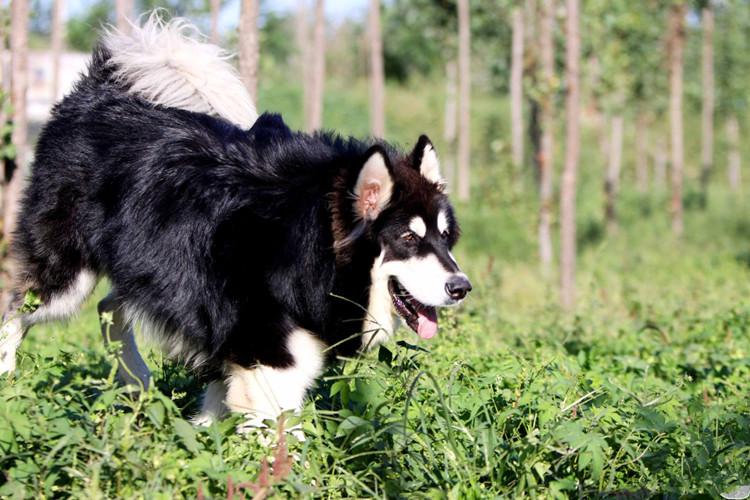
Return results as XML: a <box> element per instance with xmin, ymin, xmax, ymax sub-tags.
<box><xmin>264</xmin><ymin>0</ymin><xmax>367</xmax><ymax>21</ymax></box>
<box><xmin>65</xmin><ymin>0</ymin><xmax>369</xmax><ymax>26</ymax></box>
<box><xmin>219</xmin><ymin>0</ymin><xmax>368</xmax><ymax>29</ymax></box>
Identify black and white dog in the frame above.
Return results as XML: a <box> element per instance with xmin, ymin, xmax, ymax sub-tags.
<box><xmin>0</xmin><ymin>16</ymin><xmax>471</xmax><ymax>426</ymax></box>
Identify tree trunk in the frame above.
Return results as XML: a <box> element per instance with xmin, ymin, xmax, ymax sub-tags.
<box><xmin>526</xmin><ymin>1</ymin><xmax>541</xmax><ymax>186</ymax></box>
<box><xmin>51</xmin><ymin>0</ymin><xmax>64</xmax><ymax>101</ymax></box>
<box><xmin>538</xmin><ymin>0</ymin><xmax>555</xmax><ymax>270</ymax></box>
<box><xmin>368</xmin><ymin>0</ymin><xmax>385</xmax><ymax>137</ymax></box>
<box><xmin>700</xmin><ymin>6</ymin><xmax>714</xmax><ymax>194</ymax></box>
<box><xmin>635</xmin><ymin>112</ymin><xmax>649</xmax><ymax>193</ymax></box>
<box><xmin>668</xmin><ymin>4</ymin><xmax>686</xmax><ymax>237</ymax></box>
<box><xmin>604</xmin><ymin>113</ymin><xmax>624</xmax><ymax>234</ymax></box>
<box><xmin>4</xmin><ymin>0</ymin><xmax>28</xmax><ymax>246</ymax></box>
<box><xmin>727</xmin><ymin>114</ymin><xmax>741</xmax><ymax>192</ymax></box>
<box><xmin>296</xmin><ymin>0</ymin><xmax>311</xmax><ymax>130</ymax></box>
<box><xmin>238</xmin><ymin>0</ymin><xmax>260</xmax><ymax>104</ymax></box>
<box><xmin>306</xmin><ymin>0</ymin><xmax>326</xmax><ymax>132</ymax></box>
<box><xmin>0</xmin><ymin>9</ymin><xmax>5</xmax><ymax>219</ymax></box>
<box><xmin>443</xmin><ymin>60</ymin><xmax>457</xmax><ymax>190</ymax></box>
<box><xmin>210</xmin><ymin>0</ymin><xmax>221</xmax><ymax>44</ymax></box>
<box><xmin>115</xmin><ymin>0</ymin><xmax>133</xmax><ymax>34</ymax></box>
<box><xmin>560</xmin><ymin>0</ymin><xmax>580</xmax><ymax>310</ymax></box>
<box><xmin>654</xmin><ymin>138</ymin><xmax>667</xmax><ymax>189</ymax></box>
<box><xmin>456</xmin><ymin>0</ymin><xmax>471</xmax><ymax>201</ymax></box>
<box><xmin>510</xmin><ymin>6</ymin><xmax>524</xmax><ymax>178</ymax></box>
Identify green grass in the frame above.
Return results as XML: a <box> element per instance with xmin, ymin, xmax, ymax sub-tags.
<box><xmin>2</xmin><ymin>78</ymin><xmax>750</xmax><ymax>498</ymax></box>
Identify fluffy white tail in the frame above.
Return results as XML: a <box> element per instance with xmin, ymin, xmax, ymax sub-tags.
<box><xmin>102</xmin><ymin>12</ymin><xmax>258</xmax><ymax>129</ymax></box>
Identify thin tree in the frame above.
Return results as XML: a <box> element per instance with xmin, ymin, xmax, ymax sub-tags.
<box><xmin>0</xmin><ymin>9</ymin><xmax>4</xmax><ymax>223</ymax></box>
<box><xmin>538</xmin><ymin>0</ymin><xmax>555</xmax><ymax>269</ymax></box>
<box><xmin>443</xmin><ymin>60</ymin><xmax>457</xmax><ymax>189</ymax></box>
<box><xmin>700</xmin><ymin>3</ymin><xmax>714</xmax><ymax>195</ymax></box>
<box><xmin>210</xmin><ymin>0</ymin><xmax>221</xmax><ymax>44</ymax></box>
<box><xmin>456</xmin><ymin>0</ymin><xmax>471</xmax><ymax>201</ymax></box>
<box><xmin>668</xmin><ymin>3</ymin><xmax>686</xmax><ymax>236</ymax></box>
<box><xmin>604</xmin><ymin>110</ymin><xmax>624</xmax><ymax>233</ymax></box>
<box><xmin>306</xmin><ymin>0</ymin><xmax>325</xmax><ymax>131</ymax></box>
<box><xmin>239</xmin><ymin>0</ymin><xmax>260</xmax><ymax>103</ymax></box>
<box><xmin>5</xmin><ymin>0</ymin><xmax>28</xmax><ymax>245</ymax></box>
<box><xmin>526</xmin><ymin>0</ymin><xmax>542</xmax><ymax>185</ymax></box>
<box><xmin>635</xmin><ymin>112</ymin><xmax>650</xmax><ymax>193</ymax></box>
<box><xmin>654</xmin><ymin>137</ymin><xmax>667</xmax><ymax>188</ymax></box>
<box><xmin>727</xmin><ymin>114</ymin><xmax>741</xmax><ymax>191</ymax></box>
<box><xmin>51</xmin><ymin>0</ymin><xmax>64</xmax><ymax>101</ymax></box>
<box><xmin>115</xmin><ymin>0</ymin><xmax>133</xmax><ymax>34</ymax></box>
<box><xmin>368</xmin><ymin>0</ymin><xmax>385</xmax><ymax>137</ymax></box>
<box><xmin>296</xmin><ymin>0</ymin><xmax>312</xmax><ymax>129</ymax></box>
<box><xmin>510</xmin><ymin>5</ymin><xmax>524</xmax><ymax>182</ymax></box>
<box><xmin>560</xmin><ymin>0</ymin><xmax>580</xmax><ymax>309</ymax></box>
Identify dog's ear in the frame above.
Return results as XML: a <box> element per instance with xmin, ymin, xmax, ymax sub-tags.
<box><xmin>354</xmin><ymin>146</ymin><xmax>394</xmax><ymax>221</ymax></box>
<box><xmin>411</xmin><ymin>134</ymin><xmax>443</xmax><ymax>185</ymax></box>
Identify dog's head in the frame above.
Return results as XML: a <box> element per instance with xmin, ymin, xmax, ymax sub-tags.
<box><xmin>353</xmin><ymin>135</ymin><xmax>472</xmax><ymax>339</ymax></box>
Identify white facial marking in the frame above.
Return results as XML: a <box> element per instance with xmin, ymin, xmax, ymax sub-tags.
<box><xmin>409</xmin><ymin>216</ymin><xmax>427</xmax><ymax>238</ymax></box>
<box><xmin>362</xmin><ymin>251</ymin><xmax>396</xmax><ymax>349</ymax></box>
<box><xmin>381</xmin><ymin>254</ymin><xmax>457</xmax><ymax>306</ymax></box>
<box><xmin>437</xmin><ymin>211</ymin><xmax>449</xmax><ymax>235</ymax></box>
<box><xmin>225</xmin><ymin>329</ymin><xmax>325</xmax><ymax>422</ymax></box>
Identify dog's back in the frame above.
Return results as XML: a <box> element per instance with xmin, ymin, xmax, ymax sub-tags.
<box><xmin>0</xmin><ymin>13</ymin><xmax>259</xmax><ymax>377</ymax></box>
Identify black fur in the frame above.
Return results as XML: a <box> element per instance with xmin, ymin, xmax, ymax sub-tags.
<box><xmin>11</xmin><ymin>46</ymin><xmax>460</xmax><ymax>376</ymax></box>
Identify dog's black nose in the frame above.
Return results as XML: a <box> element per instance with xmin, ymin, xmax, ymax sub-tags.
<box><xmin>445</xmin><ymin>275</ymin><xmax>472</xmax><ymax>301</ymax></box>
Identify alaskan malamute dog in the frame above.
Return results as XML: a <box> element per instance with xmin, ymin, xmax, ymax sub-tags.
<box><xmin>0</xmin><ymin>16</ymin><xmax>471</xmax><ymax>426</ymax></box>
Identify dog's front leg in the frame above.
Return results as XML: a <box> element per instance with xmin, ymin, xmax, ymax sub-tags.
<box><xmin>224</xmin><ymin>328</ymin><xmax>325</xmax><ymax>436</ymax></box>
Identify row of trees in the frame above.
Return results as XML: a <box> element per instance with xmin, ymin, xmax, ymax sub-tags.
<box><xmin>508</xmin><ymin>0</ymin><xmax>750</xmax><ymax>306</ymax></box>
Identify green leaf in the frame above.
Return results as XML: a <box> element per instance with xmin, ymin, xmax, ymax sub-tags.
<box><xmin>173</xmin><ymin>419</ymin><xmax>200</xmax><ymax>454</ymax></box>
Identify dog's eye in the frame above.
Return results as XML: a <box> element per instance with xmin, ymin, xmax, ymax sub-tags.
<box><xmin>441</xmin><ymin>230</ymin><xmax>449</xmax><ymax>240</ymax></box>
<box><xmin>401</xmin><ymin>231</ymin><xmax>418</xmax><ymax>243</ymax></box>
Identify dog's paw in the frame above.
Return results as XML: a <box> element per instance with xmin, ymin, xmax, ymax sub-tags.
<box><xmin>0</xmin><ymin>350</ymin><xmax>16</xmax><ymax>375</ymax></box>
<box><xmin>287</xmin><ymin>423</ymin><xmax>306</xmax><ymax>442</ymax></box>
<box><xmin>236</xmin><ymin>416</ymin><xmax>307</xmax><ymax>446</ymax></box>
<box><xmin>191</xmin><ymin>413</ymin><xmax>216</xmax><ymax>427</ymax></box>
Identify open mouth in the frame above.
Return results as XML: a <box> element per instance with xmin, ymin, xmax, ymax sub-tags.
<box><xmin>388</xmin><ymin>278</ymin><xmax>438</xmax><ymax>339</ymax></box>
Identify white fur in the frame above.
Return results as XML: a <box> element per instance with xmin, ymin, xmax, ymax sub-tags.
<box><xmin>381</xmin><ymin>255</ymin><xmax>463</xmax><ymax>307</ymax></box>
<box><xmin>362</xmin><ymin>251</ymin><xmax>396</xmax><ymax>349</ymax></box>
<box><xmin>124</xmin><ymin>305</ymin><xmax>208</xmax><ymax>370</ymax></box>
<box><xmin>419</xmin><ymin>145</ymin><xmax>442</xmax><ymax>183</ymax></box>
<box><xmin>24</xmin><ymin>270</ymin><xmax>98</xmax><ymax>326</ymax></box>
<box><xmin>225</xmin><ymin>329</ymin><xmax>325</xmax><ymax>425</ymax></box>
<box><xmin>353</xmin><ymin>152</ymin><xmax>393</xmax><ymax>220</ymax></box>
<box><xmin>0</xmin><ymin>318</ymin><xmax>24</xmax><ymax>374</ymax></box>
<box><xmin>409</xmin><ymin>216</ymin><xmax>427</xmax><ymax>238</ymax></box>
<box><xmin>102</xmin><ymin>13</ymin><xmax>258</xmax><ymax>128</ymax></box>
<box><xmin>1</xmin><ymin>269</ymin><xmax>97</xmax><ymax>374</ymax></box>
<box><xmin>193</xmin><ymin>380</ymin><xmax>228</xmax><ymax>426</ymax></box>
<box><xmin>99</xmin><ymin>295</ymin><xmax>151</xmax><ymax>390</ymax></box>
<box><xmin>437</xmin><ymin>210</ymin><xmax>449</xmax><ymax>235</ymax></box>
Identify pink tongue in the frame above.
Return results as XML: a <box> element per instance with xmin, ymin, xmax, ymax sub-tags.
<box><xmin>416</xmin><ymin>309</ymin><xmax>438</xmax><ymax>339</ymax></box>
